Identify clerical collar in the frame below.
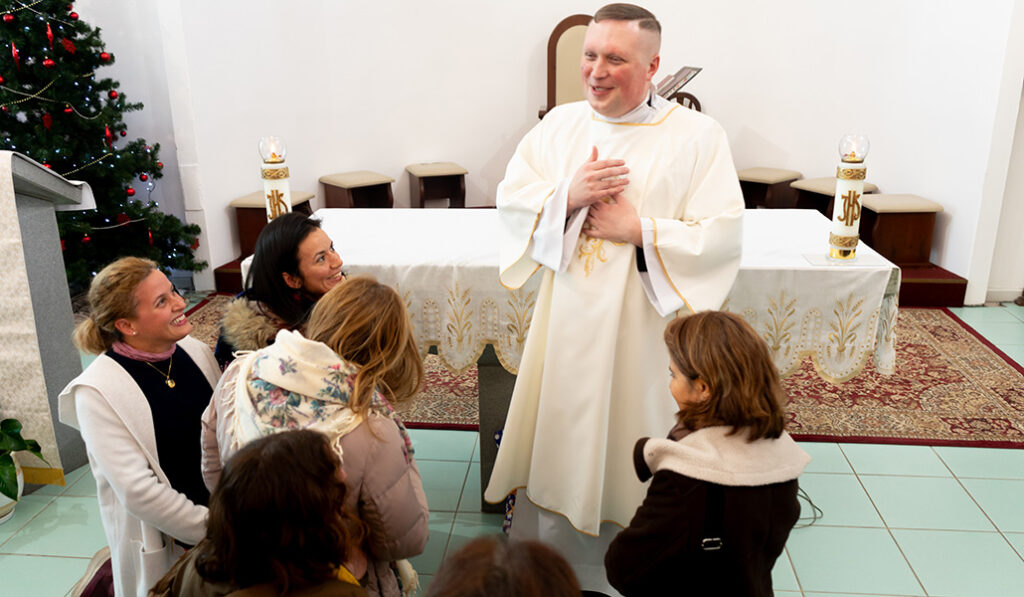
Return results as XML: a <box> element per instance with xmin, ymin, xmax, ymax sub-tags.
<box><xmin>596</xmin><ymin>86</ymin><xmax>670</xmax><ymax>124</ymax></box>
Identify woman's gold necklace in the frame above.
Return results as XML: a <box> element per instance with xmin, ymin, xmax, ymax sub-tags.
<box><xmin>143</xmin><ymin>356</ymin><xmax>175</xmax><ymax>388</ymax></box>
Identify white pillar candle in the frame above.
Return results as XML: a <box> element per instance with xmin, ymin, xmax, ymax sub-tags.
<box><xmin>829</xmin><ymin>134</ymin><xmax>869</xmax><ymax>261</ymax></box>
<box><xmin>258</xmin><ymin>136</ymin><xmax>292</xmax><ymax>221</ymax></box>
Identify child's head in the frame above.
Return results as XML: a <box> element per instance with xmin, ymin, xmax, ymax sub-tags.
<box><xmin>196</xmin><ymin>429</ymin><xmax>364</xmax><ymax>592</ymax></box>
<box><xmin>663</xmin><ymin>310</ymin><xmax>786</xmax><ymax>440</ymax></box>
<box><xmin>426</xmin><ymin>536</ymin><xmax>582</xmax><ymax>597</ymax></box>
<box><xmin>305</xmin><ymin>275</ymin><xmax>423</xmax><ymax>411</ymax></box>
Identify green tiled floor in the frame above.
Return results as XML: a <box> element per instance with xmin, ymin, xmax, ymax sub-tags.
<box><xmin>2</xmin><ymin>305</ymin><xmax>1023</xmax><ymax>596</ymax></box>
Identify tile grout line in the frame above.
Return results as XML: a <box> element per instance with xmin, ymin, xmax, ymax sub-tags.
<box><xmin>440</xmin><ymin>459</ymin><xmax>475</xmax><ymax>563</ymax></box>
<box><xmin>837</xmin><ymin>444</ymin><xmax>931</xmax><ymax>596</ymax></box>
<box><xmin>931</xmin><ymin>446</ymin><xmax>1024</xmax><ymax>565</ymax></box>
<box><xmin>0</xmin><ymin>492</ymin><xmax>61</xmax><ymax>550</ymax></box>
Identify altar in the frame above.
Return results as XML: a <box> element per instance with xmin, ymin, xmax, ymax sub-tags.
<box><xmin>315</xmin><ymin>208</ymin><xmax>900</xmax><ymax>384</ymax></box>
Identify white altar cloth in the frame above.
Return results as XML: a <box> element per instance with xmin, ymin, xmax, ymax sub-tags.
<box><xmin>290</xmin><ymin>208</ymin><xmax>899</xmax><ymax>384</ymax></box>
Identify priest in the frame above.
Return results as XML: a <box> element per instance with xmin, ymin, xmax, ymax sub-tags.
<box><xmin>484</xmin><ymin>3</ymin><xmax>744</xmax><ymax>591</ymax></box>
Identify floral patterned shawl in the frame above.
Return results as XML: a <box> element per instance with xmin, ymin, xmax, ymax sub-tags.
<box><xmin>227</xmin><ymin>329</ymin><xmax>414</xmax><ymax>463</ymax></box>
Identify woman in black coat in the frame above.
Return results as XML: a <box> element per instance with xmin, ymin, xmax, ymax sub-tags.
<box><xmin>605</xmin><ymin>311</ymin><xmax>810</xmax><ymax>597</ymax></box>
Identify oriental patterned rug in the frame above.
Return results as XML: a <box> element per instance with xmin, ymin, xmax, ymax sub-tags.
<box><xmin>186</xmin><ymin>297</ymin><xmax>1024</xmax><ymax>446</ymax></box>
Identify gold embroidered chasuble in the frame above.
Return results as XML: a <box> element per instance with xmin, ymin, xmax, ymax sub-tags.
<box><xmin>485</xmin><ymin>99</ymin><xmax>744</xmax><ymax>535</ymax></box>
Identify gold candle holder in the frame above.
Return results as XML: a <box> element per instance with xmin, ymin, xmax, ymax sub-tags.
<box><xmin>829</xmin><ymin>134</ymin><xmax>869</xmax><ymax>261</ymax></box>
<box><xmin>258</xmin><ymin>136</ymin><xmax>292</xmax><ymax>221</ymax></box>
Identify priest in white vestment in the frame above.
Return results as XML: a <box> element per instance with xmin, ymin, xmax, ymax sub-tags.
<box><xmin>484</xmin><ymin>4</ymin><xmax>744</xmax><ymax>591</ymax></box>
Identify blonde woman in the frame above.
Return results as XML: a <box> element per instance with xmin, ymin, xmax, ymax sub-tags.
<box><xmin>58</xmin><ymin>257</ymin><xmax>221</xmax><ymax>597</ymax></box>
<box><xmin>201</xmin><ymin>275</ymin><xmax>428</xmax><ymax>597</ymax></box>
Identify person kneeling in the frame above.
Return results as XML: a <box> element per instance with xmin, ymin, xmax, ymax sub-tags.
<box><xmin>605</xmin><ymin>311</ymin><xmax>810</xmax><ymax>597</ymax></box>
<box><xmin>151</xmin><ymin>429</ymin><xmax>367</xmax><ymax>596</ymax></box>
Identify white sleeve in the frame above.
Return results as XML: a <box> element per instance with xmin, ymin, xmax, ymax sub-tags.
<box><xmin>637</xmin><ymin>218</ymin><xmax>686</xmax><ymax>317</ymax></box>
<box><xmin>528</xmin><ymin>179</ymin><xmax>588</xmax><ymax>272</ymax></box>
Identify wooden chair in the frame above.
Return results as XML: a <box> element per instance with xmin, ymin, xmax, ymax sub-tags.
<box><xmin>669</xmin><ymin>91</ymin><xmax>701</xmax><ymax>112</ymax></box>
<box><xmin>539</xmin><ymin>14</ymin><xmax>591</xmax><ymax>119</ymax></box>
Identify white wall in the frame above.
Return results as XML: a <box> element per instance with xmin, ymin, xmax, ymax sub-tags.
<box><xmin>988</xmin><ymin>86</ymin><xmax>1024</xmax><ymax>302</ymax></box>
<box><xmin>82</xmin><ymin>1</ymin><xmax>1024</xmax><ymax>298</ymax></box>
<box><xmin>76</xmin><ymin>0</ymin><xmax>184</xmax><ymax>222</ymax></box>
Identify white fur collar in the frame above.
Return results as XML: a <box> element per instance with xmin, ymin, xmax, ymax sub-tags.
<box><xmin>644</xmin><ymin>427</ymin><xmax>810</xmax><ymax>487</ymax></box>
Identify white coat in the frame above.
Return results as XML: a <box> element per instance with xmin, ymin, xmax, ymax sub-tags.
<box><xmin>59</xmin><ymin>336</ymin><xmax>220</xmax><ymax>597</ymax></box>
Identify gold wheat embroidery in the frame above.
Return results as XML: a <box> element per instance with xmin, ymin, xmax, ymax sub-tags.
<box><xmin>764</xmin><ymin>291</ymin><xmax>797</xmax><ymax>354</ymax></box>
<box><xmin>445</xmin><ymin>283</ymin><xmax>473</xmax><ymax>347</ymax></box>
<box><xmin>504</xmin><ymin>288</ymin><xmax>536</xmax><ymax>352</ymax></box>
<box><xmin>828</xmin><ymin>294</ymin><xmax>865</xmax><ymax>356</ymax></box>
<box><xmin>577</xmin><ymin>236</ymin><xmax>608</xmax><ymax>276</ymax></box>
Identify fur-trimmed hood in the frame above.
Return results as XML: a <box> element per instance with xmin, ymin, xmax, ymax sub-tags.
<box><xmin>220</xmin><ymin>297</ymin><xmax>286</xmax><ymax>353</ymax></box>
<box><xmin>643</xmin><ymin>427</ymin><xmax>810</xmax><ymax>487</ymax></box>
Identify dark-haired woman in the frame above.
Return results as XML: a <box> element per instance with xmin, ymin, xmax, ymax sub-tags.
<box><xmin>604</xmin><ymin>311</ymin><xmax>810</xmax><ymax>597</ymax></box>
<box><xmin>150</xmin><ymin>429</ymin><xmax>367</xmax><ymax>596</ymax></box>
<box><xmin>59</xmin><ymin>257</ymin><xmax>220</xmax><ymax>597</ymax></box>
<box><xmin>215</xmin><ymin>212</ymin><xmax>344</xmax><ymax>368</ymax></box>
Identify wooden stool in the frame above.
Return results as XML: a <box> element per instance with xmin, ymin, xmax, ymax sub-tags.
<box><xmin>406</xmin><ymin>162</ymin><xmax>467</xmax><ymax>208</ymax></box>
<box><xmin>860</xmin><ymin>194</ymin><xmax>942</xmax><ymax>267</ymax></box>
<box><xmin>737</xmin><ymin>167</ymin><xmax>802</xmax><ymax>208</ymax></box>
<box><xmin>319</xmin><ymin>171</ymin><xmax>395</xmax><ymax>209</ymax></box>
<box><xmin>790</xmin><ymin>177</ymin><xmax>879</xmax><ymax>218</ymax></box>
<box><xmin>229</xmin><ymin>191</ymin><xmax>314</xmax><ymax>257</ymax></box>
<box><xmin>859</xmin><ymin>194</ymin><xmax>965</xmax><ymax>307</ymax></box>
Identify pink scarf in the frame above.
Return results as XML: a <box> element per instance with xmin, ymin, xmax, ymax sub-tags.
<box><xmin>111</xmin><ymin>341</ymin><xmax>175</xmax><ymax>362</ymax></box>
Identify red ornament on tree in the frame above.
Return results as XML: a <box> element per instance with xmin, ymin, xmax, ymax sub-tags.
<box><xmin>42</xmin><ymin>113</ymin><xmax>52</xmax><ymax>129</ymax></box>
<box><xmin>11</xmin><ymin>42</ymin><xmax>19</xmax><ymax>70</ymax></box>
<box><xmin>156</xmin><ymin>162</ymin><xmax>164</xmax><ymax>169</ymax></box>
<box><xmin>126</xmin><ymin>188</ymin><xmax>135</xmax><ymax>197</ymax></box>
<box><xmin>69</xmin><ymin>12</ymin><xmax>79</xmax><ymax>20</ymax></box>
<box><xmin>140</xmin><ymin>173</ymin><xmax>149</xmax><ymax>181</ymax></box>
<box><xmin>116</xmin><ymin>213</ymin><xmax>130</xmax><ymax>224</ymax></box>
<box><xmin>100</xmin><ymin>52</ymin><xmax>110</xmax><ymax>61</ymax></box>
<box><xmin>81</xmin><ymin>234</ymin><xmax>91</xmax><ymax>244</ymax></box>
<box><xmin>0</xmin><ymin>75</ymin><xmax>4</xmax><ymax>84</ymax></box>
<box><xmin>104</xmin><ymin>124</ymin><xmax>113</xmax><ymax>147</ymax></box>
<box><xmin>46</xmin><ymin>23</ymin><xmax>54</xmax><ymax>49</ymax></box>
<box><xmin>190</xmin><ymin>238</ymin><xmax>199</xmax><ymax>250</ymax></box>
<box><xmin>63</xmin><ymin>105</ymin><xmax>73</xmax><ymax>113</ymax></box>
<box><xmin>43</xmin><ymin>58</ymin><xmax>55</xmax><ymax>69</ymax></box>
<box><xmin>2</xmin><ymin>14</ymin><xmax>13</xmax><ymax>24</ymax></box>
<box><xmin>119</xmin><ymin>130</ymin><xmax>126</xmax><ymax>137</ymax></box>
<box><xmin>1</xmin><ymin>106</ymin><xmax>8</xmax><ymax>113</ymax></box>
<box><xmin>148</xmin><ymin>229</ymin><xmax>154</xmax><ymax>246</ymax></box>
<box><xmin>108</xmin><ymin>90</ymin><xmax>118</xmax><ymax>99</ymax></box>
<box><xmin>61</xmin><ymin>239</ymin><xmax>66</xmax><ymax>251</ymax></box>
<box><xmin>61</xmin><ymin>38</ymin><xmax>75</xmax><ymax>54</ymax></box>
<box><xmin>43</xmin><ymin>163</ymin><xmax>51</xmax><ymax>169</ymax></box>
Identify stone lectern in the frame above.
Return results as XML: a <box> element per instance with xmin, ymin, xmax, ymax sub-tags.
<box><xmin>1</xmin><ymin>151</ymin><xmax>95</xmax><ymax>487</ymax></box>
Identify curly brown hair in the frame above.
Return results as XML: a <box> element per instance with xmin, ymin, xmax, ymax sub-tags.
<box><xmin>192</xmin><ymin>429</ymin><xmax>365</xmax><ymax>592</ymax></box>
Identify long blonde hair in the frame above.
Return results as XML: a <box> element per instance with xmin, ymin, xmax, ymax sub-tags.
<box><xmin>304</xmin><ymin>276</ymin><xmax>423</xmax><ymax>415</ymax></box>
<box><xmin>72</xmin><ymin>257</ymin><xmax>158</xmax><ymax>355</ymax></box>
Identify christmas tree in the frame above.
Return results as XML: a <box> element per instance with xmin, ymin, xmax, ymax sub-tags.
<box><xmin>0</xmin><ymin>1</ymin><xmax>205</xmax><ymax>294</ymax></box>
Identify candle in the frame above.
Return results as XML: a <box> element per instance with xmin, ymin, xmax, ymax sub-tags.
<box><xmin>829</xmin><ymin>134</ymin><xmax>869</xmax><ymax>261</ymax></box>
<box><xmin>258</xmin><ymin>135</ymin><xmax>291</xmax><ymax>221</ymax></box>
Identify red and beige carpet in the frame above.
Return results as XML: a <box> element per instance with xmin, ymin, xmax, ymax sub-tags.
<box><xmin>187</xmin><ymin>296</ymin><xmax>1023</xmax><ymax>448</ymax></box>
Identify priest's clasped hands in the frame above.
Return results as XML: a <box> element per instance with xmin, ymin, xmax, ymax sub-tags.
<box><xmin>569</xmin><ymin>145</ymin><xmax>643</xmax><ymax>247</ymax></box>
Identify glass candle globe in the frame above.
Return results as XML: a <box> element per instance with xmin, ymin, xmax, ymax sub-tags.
<box><xmin>258</xmin><ymin>136</ymin><xmax>287</xmax><ymax>163</ymax></box>
<box><xmin>838</xmin><ymin>134</ymin><xmax>869</xmax><ymax>163</ymax></box>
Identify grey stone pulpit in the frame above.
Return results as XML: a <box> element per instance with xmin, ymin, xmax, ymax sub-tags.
<box><xmin>0</xmin><ymin>151</ymin><xmax>93</xmax><ymax>487</ymax></box>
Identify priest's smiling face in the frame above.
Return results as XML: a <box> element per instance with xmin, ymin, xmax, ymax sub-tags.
<box><xmin>580</xmin><ymin>18</ymin><xmax>660</xmax><ymax>118</ymax></box>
